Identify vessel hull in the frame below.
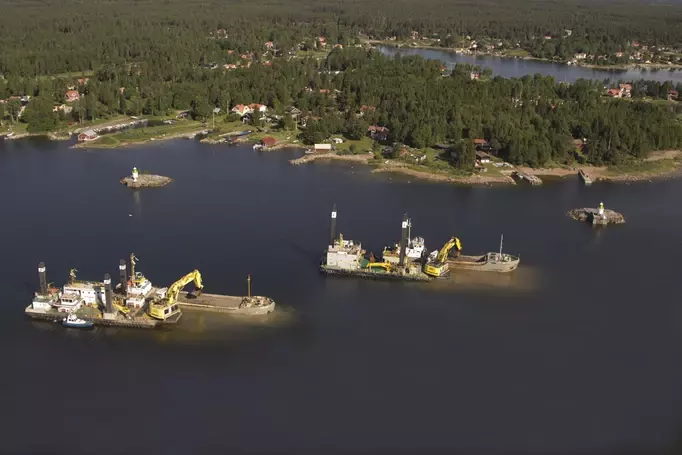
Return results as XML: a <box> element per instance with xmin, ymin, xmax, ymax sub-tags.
<box><xmin>320</xmin><ymin>265</ymin><xmax>431</xmax><ymax>282</ymax></box>
<box><xmin>448</xmin><ymin>254</ymin><xmax>519</xmax><ymax>272</ymax></box>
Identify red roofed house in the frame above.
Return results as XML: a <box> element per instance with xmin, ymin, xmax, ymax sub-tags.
<box><xmin>77</xmin><ymin>78</ymin><xmax>89</xmax><ymax>85</ymax></box>
<box><xmin>265</xmin><ymin>41</ymin><xmax>274</xmax><ymax>50</ymax></box>
<box><xmin>259</xmin><ymin>136</ymin><xmax>277</xmax><ymax>148</ymax></box>
<box><xmin>668</xmin><ymin>90</ymin><xmax>679</xmax><ymax>101</ymax></box>
<box><xmin>231</xmin><ymin>104</ymin><xmax>251</xmax><ymax>116</ymax></box>
<box><xmin>619</xmin><ymin>83</ymin><xmax>632</xmax><ymax>98</ymax></box>
<box><xmin>470</xmin><ymin>72</ymin><xmax>481</xmax><ymax>80</ymax></box>
<box><xmin>65</xmin><ymin>90</ymin><xmax>80</xmax><ymax>102</ymax></box>
<box><xmin>78</xmin><ymin>130</ymin><xmax>99</xmax><ymax>142</ymax></box>
<box><xmin>318</xmin><ymin>36</ymin><xmax>327</xmax><ymax>47</ymax></box>
<box><xmin>223</xmin><ymin>63</ymin><xmax>237</xmax><ymax>70</ymax></box>
<box><xmin>368</xmin><ymin>125</ymin><xmax>389</xmax><ymax>141</ymax></box>
<box><xmin>606</xmin><ymin>88</ymin><xmax>623</xmax><ymax>98</ymax></box>
<box><xmin>248</xmin><ymin>103</ymin><xmax>267</xmax><ymax>116</ymax></box>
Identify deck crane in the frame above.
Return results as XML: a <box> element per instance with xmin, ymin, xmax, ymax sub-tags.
<box><xmin>148</xmin><ymin>269</ymin><xmax>204</xmax><ymax>320</ymax></box>
<box><xmin>423</xmin><ymin>237</ymin><xmax>461</xmax><ymax>277</ymax></box>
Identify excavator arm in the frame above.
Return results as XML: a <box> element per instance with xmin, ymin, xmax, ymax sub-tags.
<box><xmin>148</xmin><ymin>270</ymin><xmax>204</xmax><ymax>320</ymax></box>
<box><xmin>166</xmin><ymin>270</ymin><xmax>204</xmax><ymax>305</ymax></box>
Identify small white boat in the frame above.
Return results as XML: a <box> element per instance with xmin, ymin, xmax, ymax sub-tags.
<box><xmin>62</xmin><ymin>313</ymin><xmax>94</xmax><ymax>329</ymax></box>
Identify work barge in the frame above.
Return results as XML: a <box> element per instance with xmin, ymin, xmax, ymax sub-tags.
<box><xmin>25</xmin><ymin>257</ymin><xmax>275</xmax><ymax>329</ymax></box>
<box><xmin>320</xmin><ymin>206</ymin><xmax>431</xmax><ymax>282</ymax></box>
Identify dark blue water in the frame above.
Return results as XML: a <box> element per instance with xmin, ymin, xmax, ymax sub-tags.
<box><xmin>2</xmin><ymin>138</ymin><xmax>682</xmax><ymax>454</ymax></box>
<box><xmin>379</xmin><ymin>45</ymin><xmax>682</xmax><ymax>84</ymax></box>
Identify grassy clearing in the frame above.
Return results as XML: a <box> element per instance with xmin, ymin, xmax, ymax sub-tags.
<box><xmin>87</xmin><ymin>120</ymin><xmax>204</xmax><ymax>147</ymax></box>
<box><xmin>605</xmin><ymin>158</ymin><xmax>681</xmax><ymax>176</ymax></box>
<box><xmin>504</xmin><ymin>49</ymin><xmax>530</xmax><ymax>58</ymax></box>
<box><xmin>334</xmin><ymin>136</ymin><xmax>373</xmax><ymax>152</ymax></box>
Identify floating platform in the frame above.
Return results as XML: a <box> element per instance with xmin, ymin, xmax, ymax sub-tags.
<box><xmin>176</xmin><ymin>293</ymin><xmax>275</xmax><ymax>315</ymax></box>
<box><xmin>320</xmin><ymin>265</ymin><xmax>431</xmax><ymax>282</ymax></box>
<box><xmin>568</xmin><ymin>207</ymin><xmax>625</xmax><ymax>226</ymax></box>
<box><xmin>24</xmin><ymin>305</ymin><xmax>174</xmax><ymax>329</ymax></box>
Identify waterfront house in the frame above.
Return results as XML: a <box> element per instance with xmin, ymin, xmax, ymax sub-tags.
<box><xmin>574</xmin><ymin>52</ymin><xmax>587</xmax><ymax>60</ymax></box>
<box><xmin>259</xmin><ymin>136</ymin><xmax>277</xmax><ymax>148</ymax></box>
<box><xmin>223</xmin><ymin>63</ymin><xmax>237</xmax><ymax>70</ymax></box>
<box><xmin>368</xmin><ymin>125</ymin><xmax>389</xmax><ymax>141</ymax></box>
<box><xmin>476</xmin><ymin>151</ymin><xmax>491</xmax><ymax>164</ymax></box>
<box><xmin>473</xmin><ymin>138</ymin><xmax>491</xmax><ymax>151</ymax></box>
<box><xmin>470</xmin><ymin>72</ymin><xmax>481</xmax><ymax>80</ymax></box>
<box><xmin>619</xmin><ymin>84</ymin><xmax>632</xmax><ymax>98</ymax></box>
<box><xmin>668</xmin><ymin>90</ymin><xmax>679</xmax><ymax>101</ymax></box>
<box><xmin>65</xmin><ymin>90</ymin><xmax>80</xmax><ymax>102</ymax></box>
<box><xmin>231</xmin><ymin>104</ymin><xmax>251</xmax><ymax>116</ymax></box>
<box><xmin>606</xmin><ymin>88</ymin><xmax>623</xmax><ymax>98</ymax></box>
<box><xmin>78</xmin><ymin>130</ymin><xmax>99</xmax><ymax>142</ymax></box>
<box><xmin>314</xmin><ymin>143</ymin><xmax>332</xmax><ymax>152</ymax></box>
<box><xmin>265</xmin><ymin>41</ymin><xmax>274</xmax><ymax>50</ymax></box>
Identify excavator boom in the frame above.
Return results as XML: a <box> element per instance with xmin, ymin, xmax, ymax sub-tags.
<box><xmin>148</xmin><ymin>269</ymin><xmax>204</xmax><ymax>320</ymax></box>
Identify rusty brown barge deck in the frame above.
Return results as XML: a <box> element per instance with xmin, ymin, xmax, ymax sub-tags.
<box><xmin>176</xmin><ymin>293</ymin><xmax>276</xmax><ymax>315</ymax></box>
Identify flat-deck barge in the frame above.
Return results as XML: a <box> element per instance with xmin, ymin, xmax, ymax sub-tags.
<box><xmin>177</xmin><ymin>293</ymin><xmax>275</xmax><ymax>315</ymax></box>
<box><xmin>25</xmin><ymin>260</ymin><xmax>276</xmax><ymax>330</ymax></box>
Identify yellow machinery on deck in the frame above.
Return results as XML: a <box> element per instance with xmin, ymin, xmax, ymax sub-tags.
<box><xmin>365</xmin><ymin>261</ymin><xmax>393</xmax><ymax>272</ymax></box>
<box><xmin>424</xmin><ymin>237</ymin><xmax>461</xmax><ymax>277</ymax></box>
<box><xmin>148</xmin><ymin>270</ymin><xmax>204</xmax><ymax>320</ymax></box>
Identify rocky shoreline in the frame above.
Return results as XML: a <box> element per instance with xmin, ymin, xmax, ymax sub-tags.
<box><xmin>120</xmin><ymin>174</ymin><xmax>173</xmax><ymax>188</ymax></box>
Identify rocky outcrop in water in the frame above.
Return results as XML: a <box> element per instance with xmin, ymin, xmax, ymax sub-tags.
<box><xmin>568</xmin><ymin>208</ymin><xmax>625</xmax><ymax>225</ymax></box>
<box><xmin>120</xmin><ymin>174</ymin><xmax>173</xmax><ymax>188</ymax></box>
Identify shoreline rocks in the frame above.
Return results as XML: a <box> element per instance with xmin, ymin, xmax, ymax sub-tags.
<box><xmin>120</xmin><ymin>174</ymin><xmax>173</xmax><ymax>188</ymax></box>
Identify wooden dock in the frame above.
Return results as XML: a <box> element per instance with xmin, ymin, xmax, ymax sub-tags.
<box><xmin>512</xmin><ymin>170</ymin><xmax>542</xmax><ymax>185</ymax></box>
<box><xmin>579</xmin><ymin>169</ymin><xmax>593</xmax><ymax>185</ymax></box>
<box><xmin>176</xmin><ymin>293</ymin><xmax>275</xmax><ymax>315</ymax></box>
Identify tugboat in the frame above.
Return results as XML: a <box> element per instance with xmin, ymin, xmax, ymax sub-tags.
<box><xmin>62</xmin><ymin>313</ymin><xmax>94</xmax><ymax>329</ymax></box>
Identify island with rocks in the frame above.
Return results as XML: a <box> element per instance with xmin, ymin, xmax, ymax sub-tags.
<box><xmin>568</xmin><ymin>203</ymin><xmax>625</xmax><ymax>226</ymax></box>
<box><xmin>120</xmin><ymin>167</ymin><xmax>173</xmax><ymax>188</ymax></box>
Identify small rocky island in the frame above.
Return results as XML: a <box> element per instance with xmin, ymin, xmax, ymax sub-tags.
<box><xmin>120</xmin><ymin>167</ymin><xmax>173</xmax><ymax>188</ymax></box>
<box><xmin>568</xmin><ymin>203</ymin><xmax>625</xmax><ymax>226</ymax></box>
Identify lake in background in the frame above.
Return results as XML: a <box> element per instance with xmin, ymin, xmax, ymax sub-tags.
<box><xmin>2</xmin><ymin>138</ymin><xmax>682</xmax><ymax>454</ymax></box>
<box><xmin>378</xmin><ymin>45</ymin><xmax>682</xmax><ymax>84</ymax></box>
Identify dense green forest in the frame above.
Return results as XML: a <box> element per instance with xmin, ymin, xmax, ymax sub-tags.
<box><xmin>1</xmin><ymin>0</ymin><xmax>682</xmax><ymax>167</ymax></box>
<box><xmin>2</xmin><ymin>0</ymin><xmax>682</xmax><ymax>76</ymax></box>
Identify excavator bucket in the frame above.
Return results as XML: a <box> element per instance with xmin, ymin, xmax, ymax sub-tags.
<box><xmin>186</xmin><ymin>286</ymin><xmax>203</xmax><ymax>299</ymax></box>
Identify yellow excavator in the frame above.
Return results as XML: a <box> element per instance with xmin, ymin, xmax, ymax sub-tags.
<box><xmin>148</xmin><ymin>269</ymin><xmax>204</xmax><ymax>321</ymax></box>
<box><xmin>365</xmin><ymin>261</ymin><xmax>393</xmax><ymax>272</ymax></box>
<box><xmin>424</xmin><ymin>237</ymin><xmax>461</xmax><ymax>277</ymax></box>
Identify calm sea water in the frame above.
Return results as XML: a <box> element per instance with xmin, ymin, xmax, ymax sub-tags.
<box><xmin>2</xmin><ymin>138</ymin><xmax>682</xmax><ymax>454</ymax></box>
<box><xmin>378</xmin><ymin>45</ymin><xmax>682</xmax><ymax>84</ymax></box>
